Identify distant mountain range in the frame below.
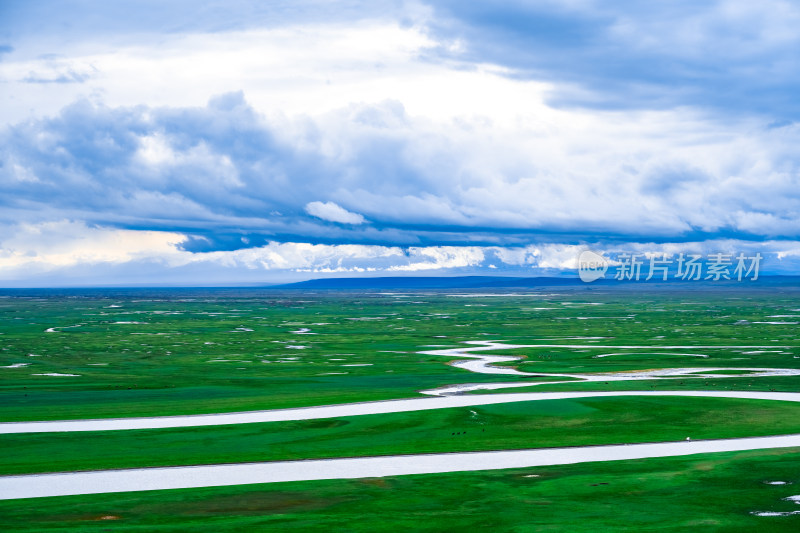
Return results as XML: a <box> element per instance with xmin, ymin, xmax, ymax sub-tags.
<box><xmin>2</xmin><ymin>275</ymin><xmax>799</xmax><ymax>292</ymax></box>
<box><xmin>276</xmin><ymin>275</ymin><xmax>582</xmax><ymax>289</ymax></box>
<box><xmin>275</xmin><ymin>275</ymin><xmax>800</xmax><ymax>290</ymax></box>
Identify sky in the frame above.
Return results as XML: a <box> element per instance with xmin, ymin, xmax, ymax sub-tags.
<box><xmin>1</xmin><ymin>0</ymin><xmax>800</xmax><ymax>286</ymax></box>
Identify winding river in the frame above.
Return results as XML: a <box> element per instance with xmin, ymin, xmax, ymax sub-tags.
<box><xmin>2</xmin><ymin>340</ymin><xmax>800</xmax><ymax>499</ymax></box>
<box><xmin>2</xmin><ymin>434</ymin><xmax>800</xmax><ymax>500</ymax></box>
<box><xmin>3</xmin><ymin>390</ymin><xmax>800</xmax><ymax>434</ymax></box>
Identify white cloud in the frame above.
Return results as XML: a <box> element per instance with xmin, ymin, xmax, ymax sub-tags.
<box><xmin>2</xmin><ymin>7</ymin><xmax>800</xmax><ymax>283</ymax></box>
<box><xmin>3</xmin><ymin>220</ymin><xmax>800</xmax><ymax>285</ymax></box>
<box><xmin>0</xmin><ymin>220</ymin><xmax>187</xmax><ymax>271</ymax></box>
<box><xmin>5</xmin><ymin>93</ymin><xmax>800</xmax><ymax>245</ymax></box>
<box><xmin>0</xmin><ymin>21</ymin><xmax>441</xmax><ymax>125</ymax></box>
<box><xmin>304</xmin><ymin>201</ymin><xmax>365</xmax><ymax>225</ymax></box>
<box><xmin>388</xmin><ymin>246</ymin><xmax>486</xmax><ymax>271</ymax></box>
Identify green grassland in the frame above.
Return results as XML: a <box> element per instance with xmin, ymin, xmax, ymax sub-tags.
<box><xmin>2</xmin><ymin>287</ymin><xmax>800</xmax><ymax>530</ymax></box>
<box><xmin>3</xmin><ymin>448</ymin><xmax>800</xmax><ymax>532</ymax></box>
<box><xmin>1</xmin><ymin>288</ymin><xmax>799</xmax><ymax>421</ymax></box>
<box><xmin>4</xmin><ymin>395</ymin><xmax>800</xmax><ymax>476</ymax></box>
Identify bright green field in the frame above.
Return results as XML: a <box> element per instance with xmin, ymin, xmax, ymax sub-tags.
<box><xmin>2</xmin><ymin>287</ymin><xmax>800</xmax><ymax>530</ymax></box>
<box><xmin>2</xmin><ymin>448</ymin><xmax>800</xmax><ymax>532</ymax></box>
<box><xmin>2</xmin><ymin>288</ymin><xmax>800</xmax><ymax>420</ymax></box>
<box><xmin>4</xmin><ymin>396</ymin><xmax>800</xmax><ymax>476</ymax></box>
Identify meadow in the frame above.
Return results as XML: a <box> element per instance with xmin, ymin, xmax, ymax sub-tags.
<box><xmin>1</xmin><ymin>286</ymin><xmax>800</xmax><ymax>530</ymax></box>
<box><xmin>2</xmin><ymin>449</ymin><xmax>800</xmax><ymax>532</ymax></box>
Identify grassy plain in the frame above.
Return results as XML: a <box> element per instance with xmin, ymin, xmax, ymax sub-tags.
<box><xmin>2</xmin><ymin>286</ymin><xmax>800</xmax><ymax>530</ymax></box>
<box><xmin>5</xmin><ymin>396</ymin><xmax>800</xmax><ymax>475</ymax></box>
<box><xmin>2</xmin><ymin>288</ymin><xmax>800</xmax><ymax>420</ymax></box>
<box><xmin>2</xmin><ymin>448</ymin><xmax>800</xmax><ymax>532</ymax></box>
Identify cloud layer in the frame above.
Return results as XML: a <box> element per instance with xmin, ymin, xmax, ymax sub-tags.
<box><xmin>2</xmin><ymin>220</ymin><xmax>800</xmax><ymax>286</ymax></box>
<box><xmin>4</xmin><ymin>92</ymin><xmax>800</xmax><ymax>248</ymax></box>
<box><xmin>1</xmin><ymin>1</ymin><xmax>799</xmax><ymax>284</ymax></box>
<box><xmin>305</xmin><ymin>202</ymin><xmax>366</xmax><ymax>225</ymax></box>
